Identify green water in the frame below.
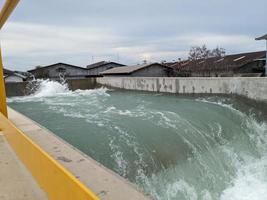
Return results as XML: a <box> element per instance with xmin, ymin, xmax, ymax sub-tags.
<box><xmin>8</xmin><ymin>80</ymin><xmax>267</xmax><ymax>200</ymax></box>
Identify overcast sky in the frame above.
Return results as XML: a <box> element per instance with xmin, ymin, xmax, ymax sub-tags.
<box><xmin>0</xmin><ymin>0</ymin><xmax>266</xmax><ymax>71</ymax></box>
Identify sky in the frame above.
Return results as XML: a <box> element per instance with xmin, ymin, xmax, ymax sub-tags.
<box><xmin>0</xmin><ymin>0</ymin><xmax>266</xmax><ymax>71</ymax></box>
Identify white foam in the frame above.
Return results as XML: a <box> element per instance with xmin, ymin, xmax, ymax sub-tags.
<box><xmin>166</xmin><ymin>180</ymin><xmax>198</xmax><ymax>200</ymax></box>
<box><xmin>33</xmin><ymin>79</ymin><xmax>70</xmax><ymax>97</ymax></box>
<box><xmin>196</xmin><ymin>98</ymin><xmax>243</xmax><ymax>116</ymax></box>
<box><xmin>8</xmin><ymin>79</ymin><xmax>110</xmax><ymax>103</ymax></box>
<box><xmin>220</xmin><ymin>156</ymin><xmax>267</xmax><ymax>200</ymax></box>
<box><xmin>220</xmin><ymin>118</ymin><xmax>267</xmax><ymax>200</ymax></box>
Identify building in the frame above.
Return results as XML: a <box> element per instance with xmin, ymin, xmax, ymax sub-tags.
<box><xmin>5</xmin><ymin>73</ymin><xmax>26</xmax><ymax>83</ymax></box>
<box><xmin>87</xmin><ymin>61</ymin><xmax>125</xmax><ymax>77</ymax></box>
<box><xmin>3</xmin><ymin>68</ymin><xmax>13</xmax><ymax>76</ymax></box>
<box><xmin>28</xmin><ymin>63</ymin><xmax>88</xmax><ymax>80</ymax></box>
<box><xmin>100</xmin><ymin>63</ymin><xmax>173</xmax><ymax>77</ymax></box>
<box><xmin>170</xmin><ymin>51</ymin><xmax>266</xmax><ymax>77</ymax></box>
<box><xmin>4</xmin><ymin>68</ymin><xmax>27</xmax><ymax>83</ymax></box>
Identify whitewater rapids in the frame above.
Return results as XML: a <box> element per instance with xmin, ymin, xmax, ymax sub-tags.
<box><xmin>8</xmin><ymin>80</ymin><xmax>267</xmax><ymax>200</ymax></box>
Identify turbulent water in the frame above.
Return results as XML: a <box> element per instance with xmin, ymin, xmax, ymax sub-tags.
<box><xmin>8</xmin><ymin>80</ymin><xmax>267</xmax><ymax>200</ymax></box>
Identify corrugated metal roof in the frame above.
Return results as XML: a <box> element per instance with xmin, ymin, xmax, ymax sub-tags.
<box><xmin>3</xmin><ymin>68</ymin><xmax>13</xmax><ymax>75</ymax></box>
<box><xmin>28</xmin><ymin>62</ymin><xmax>86</xmax><ymax>72</ymax></box>
<box><xmin>100</xmin><ymin>63</ymin><xmax>165</xmax><ymax>75</ymax></box>
<box><xmin>87</xmin><ymin>61</ymin><xmax>109</xmax><ymax>69</ymax></box>
<box><xmin>170</xmin><ymin>51</ymin><xmax>266</xmax><ymax>72</ymax></box>
<box><xmin>87</xmin><ymin>61</ymin><xmax>125</xmax><ymax>69</ymax></box>
<box><xmin>13</xmin><ymin>73</ymin><xmax>27</xmax><ymax>79</ymax></box>
<box><xmin>255</xmin><ymin>34</ymin><xmax>267</xmax><ymax>40</ymax></box>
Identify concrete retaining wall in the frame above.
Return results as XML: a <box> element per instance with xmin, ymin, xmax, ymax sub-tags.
<box><xmin>5</xmin><ymin>78</ymin><xmax>97</xmax><ymax>97</ymax></box>
<box><xmin>5</xmin><ymin>82</ymin><xmax>28</xmax><ymax>97</ymax></box>
<box><xmin>66</xmin><ymin>78</ymin><xmax>98</xmax><ymax>90</ymax></box>
<box><xmin>97</xmin><ymin>77</ymin><xmax>267</xmax><ymax>102</ymax></box>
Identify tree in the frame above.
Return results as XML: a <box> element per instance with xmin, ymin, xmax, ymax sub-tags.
<box><xmin>211</xmin><ymin>47</ymin><xmax>226</xmax><ymax>58</ymax></box>
<box><xmin>188</xmin><ymin>45</ymin><xmax>225</xmax><ymax>60</ymax></box>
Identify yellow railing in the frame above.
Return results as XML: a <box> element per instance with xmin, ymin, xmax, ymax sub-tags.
<box><xmin>0</xmin><ymin>1</ymin><xmax>100</xmax><ymax>199</ymax></box>
<box><xmin>0</xmin><ymin>0</ymin><xmax>20</xmax><ymax>117</ymax></box>
<box><xmin>0</xmin><ymin>112</ymin><xmax>99</xmax><ymax>200</ymax></box>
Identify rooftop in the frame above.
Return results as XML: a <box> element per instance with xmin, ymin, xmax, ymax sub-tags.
<box><xmin>170</xmin><ymin>51</ymin><xmax>266</xmax><ymax>72</ymax></box>
<box><xmin>87</xmin><ymin>61</ymin><xmax>125</xmax><ymax>69</ymax></box>
<box><xmin>255</xmin><ymin>34</ymin><xmax>267</xmax><ymax>40</ymax></box>
<box><xmin>3</xmin><ymin>68</ymin><xmax>13</xmax><ymax>75</ymax></box>
<box><xmin>100</xmin><ymin>63</ymin><xmax>165</xmax><ymax>75</ymax></box>
<box><xmin>28</xmin><ymin>62</ymin><xmax>87</xmax><ymax>72</ymax></box>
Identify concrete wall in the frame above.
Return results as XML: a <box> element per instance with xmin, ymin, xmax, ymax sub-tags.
<box><xmin>67</xmin><ymin>78</ymin><xmax>98</xmax><ymax>90</ymax></box>
<box><xmin>5</xmin><ymin>75</ymin><xmax>24</xmax><ymax>83</ymax></box>
<box><xmin>97</xmin><ymin>77</ymin><xmax>267</xmax><ymax>102</ymax></box>
<box><xmin>5</xmin><ymin>78</ymin><xmax>97</xmax><ymax>97</ymax></box>
<box><xmin>5</xmin><ymin>82</ymin><xmax>28</xmax><ymax>97</ymax></box>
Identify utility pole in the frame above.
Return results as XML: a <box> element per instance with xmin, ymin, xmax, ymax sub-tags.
<box><xmin>255</xmin><ymin>34</ymin><xmax>267</xmax><ymax>76</ymax></box>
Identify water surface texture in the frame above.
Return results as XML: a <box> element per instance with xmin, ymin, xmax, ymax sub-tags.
<box><xmin>8</xmin><ymin>80</ymin><xmax>267</xmax><ymax>200</ymax></box>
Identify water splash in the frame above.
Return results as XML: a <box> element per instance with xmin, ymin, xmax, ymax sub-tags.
<box><xmin>8</xmin><ymin>79</ymin><xmax>109</xmax><ymax>103</ymax></box>
<box><xmin>32</xmin><ymin>79</ymin><xmax>70</xmax><ymax>97</ymax></box>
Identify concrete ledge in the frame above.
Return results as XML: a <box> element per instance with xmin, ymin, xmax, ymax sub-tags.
<box><xmin>7</xmin><ymin>108</ymin><xmax>150</xmax><ymax>200</ymax></box>
<box><xmin>1</xmin><ymin>110</ymin><xmax>100</xmax><ymax>200</ymax></box>
<box><xmin>97</xmin><ymin>77</ymin><xmax>267</xmax><ymax>102</ymax></box>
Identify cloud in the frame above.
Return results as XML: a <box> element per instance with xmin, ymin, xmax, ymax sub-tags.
<box><xmin>1</xmin><ymin>20</ymin><xmax>266</xmax><ymax>71</ymax></box>
<box><xmin>1</xmin><ymin>0</ymin><xmax>266</xmax><ymax>70</ymax></box>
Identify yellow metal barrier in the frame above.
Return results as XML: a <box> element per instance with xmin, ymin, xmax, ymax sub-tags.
<box><xmin>0</xmin><ymin>1</ymin><xmax>100</xmax><ymax>199</ymax></box>
<box><xmin>0</xmin><ymin>0</ymin><xmax>20</xmax><ymax>117</ymax></box>
<box><xmin>0</xmin><ymin>48</ymin><xmax>7</xmax><ymax>117</ymax></box>
<box><xmin>0</xmin><ymin>112</ymin><xmax>100</xmax><ymax>200</ymax></box>
<box><xmin>0</xmin><ymin>0</ymin><xmax>20</xmax><ymax>29</ymax></box>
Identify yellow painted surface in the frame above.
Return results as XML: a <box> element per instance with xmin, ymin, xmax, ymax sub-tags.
<box><xmin>0</xmin><ymin>48</ymin><xmax>7</xmax><ymax>117</ymax></box>
<box><xmin>0</xmin><ymin>2</ymin><xmax>98</xmax><ymax>200</ymax></box>
<box><xmin>0</xmin><ymin>0</ymin><xmax>20</xmax><ymax>117</ymax></box>
<box><xmin>0</xmin><ymin>0</ymin><xmax>20</xmax><ymax>29</ymax></box>
<box><xmin>0</xmin><ymin>112</ymin><xmax>100</xmax><ymax>200</ymax></box>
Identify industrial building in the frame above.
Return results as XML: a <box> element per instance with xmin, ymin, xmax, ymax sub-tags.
<box><xmin>100</xmin><ymin>63</ymin><xmax>173</xmax><ymax>77</ymax></box>
<box><xmin>28</xmin><ymin>62</ymin><xmax>88</xmax><ymax>80</ymax></box>
<box><xmin>170</xmin><ymin>51</ymin><xmax>266</xmax><ymax>77</ymax></box>
<box><xmin>4</xmin><ymin>68</ymin><xmax>27</xmax><ymax>82</ymax></box>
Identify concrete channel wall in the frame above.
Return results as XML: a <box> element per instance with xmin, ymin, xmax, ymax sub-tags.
<box><xmin>97</xmin><ymin>77</ymin><xmax>267</xmax><ymax>102</ymax></box>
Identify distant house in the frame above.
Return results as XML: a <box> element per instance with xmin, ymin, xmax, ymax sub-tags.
<box><xmin>3</xmin><ymin>68</ymin><xmax>13</xmax><ymax>76</ymax></box>
<box><xmin>87</xmin><ymin>61</ymin><xmax>125</xmax><ymax>77</ymax></box>
<box><xmin>28</xmin><ymin>63</ymin><xmax>88</xmax><ymax>80</ymax></box>
<box><xmin>169</xmin><ymin>51</ymin><xmax>266</xmax><ymax>77</ymax></box>
<box><xmin>3</xmin><ymin>68</ymin><xmax>27</xmax><ymax>83</ymax></box>
<box><xmin>100</xmin><ymin>63</ymin><xmax>173</xmax><ymax>77</ymax></box>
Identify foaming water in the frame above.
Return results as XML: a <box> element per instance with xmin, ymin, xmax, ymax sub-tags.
<box><xmin>8</xmin><ymin>79</ymin><xmax>109</xmax><ymax>103</ymax></box>
<box><xmin>33</xmin><ymin>79</ymin><xmax>70</xmax><ymax>97</ymax></box>
<box><xmin>8</xmin><ymin>80</ymin><xmax>267</xmax><ymax>200</ymax></box>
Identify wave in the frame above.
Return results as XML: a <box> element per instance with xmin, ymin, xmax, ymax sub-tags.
<box><xmin>32</xmin><ymin>79</ymin><xmax>70</xmax><ymax>97</ymax></box>
<box><xmin>195</xmin><ymin>98</ymin><xmax>243</xmax><ymax>116</ymax></box>
<box><xmin>8</xmin><ymin>79</ymin><xmax>109</xmax><ymax>103</ymax></box>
